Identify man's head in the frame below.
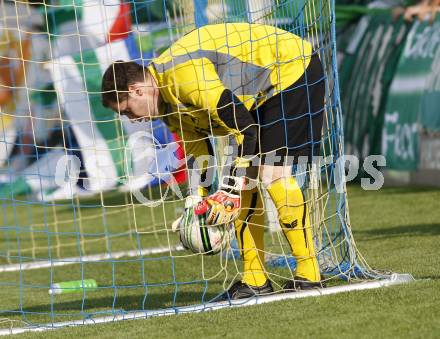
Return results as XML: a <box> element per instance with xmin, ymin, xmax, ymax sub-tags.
<box><xmin>101</xmin><ymin>61</ymin><xmax>161</xmax><ymax>121</ymax></box>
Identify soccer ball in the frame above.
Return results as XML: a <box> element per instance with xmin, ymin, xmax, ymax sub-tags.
<box><xmin>172</xmin><ymin>196</ymin><xmax>233</xmax><ymax>255</ymax></box>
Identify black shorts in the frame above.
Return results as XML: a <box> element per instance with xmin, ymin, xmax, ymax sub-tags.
<box><xmin>250</xmin><ymin>53</ymin><xmax>325</xmax><ymax>165</ymax></box>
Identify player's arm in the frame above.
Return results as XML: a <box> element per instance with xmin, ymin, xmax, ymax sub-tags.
<box><xmin>176</xmin><ymin>61</ymin><xmax>258</xmax><ymax>224</ymax></box>
<box><xmin>201</xmin><ymin>90</ymin><xmax>258</xmax><ymax>225</ymax></box>
<box><xmin>176</xmin><ymin>61</ymin><xmax>258</xmax><ymax>168</ymax></box>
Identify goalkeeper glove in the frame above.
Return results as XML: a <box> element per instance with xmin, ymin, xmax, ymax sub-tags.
<box><xmin>171</xmin><ymin>195</ymin><xmax>202</xmax><ymax>233</ymax></box>
<box><xmin>194</xmin><ymin>176</ymin><xmax>245</xmax><ymax>226</ymax></box>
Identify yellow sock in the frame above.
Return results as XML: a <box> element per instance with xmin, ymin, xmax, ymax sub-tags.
<box><xmin>267</xmin><ymin>177</ymin><xmax>320</xmax><ymax>282</ymax></box>
<box><xmin>234</xmin><ymin>187</ymin><xmax>267</xmax><ymax>287</ymax></box>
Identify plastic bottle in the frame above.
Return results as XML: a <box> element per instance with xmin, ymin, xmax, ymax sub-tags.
<box><xmin>48</xmin><ymin>279</ymin><xmax>98</xmax><ymax>295</ymax></box>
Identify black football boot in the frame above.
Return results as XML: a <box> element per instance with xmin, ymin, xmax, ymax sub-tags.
<box><xmin>213</xmin><ymin>280</ymin><xmax>274</xmax><ymax>302</ymax></box>
<box><xmin>283</xmin><ymin>276</ymin><xmax>325</xmax><ymax>291</ymax></box>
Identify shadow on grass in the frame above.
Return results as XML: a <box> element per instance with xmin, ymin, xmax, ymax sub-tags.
<box><xmin>354</xmin><ymin>223</ymin><xmax>440</xmax><ymax>240</ymax></box>
<box><xmin>2</xmin><ymin>290</ymin><xmax>220</xmax><ymax>319</ymax></box>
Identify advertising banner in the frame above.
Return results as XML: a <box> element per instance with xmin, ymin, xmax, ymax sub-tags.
<box><xmin>383</xmin><ymin>16</ymin><xmax>440</xmax><ymax>170</ymax></box>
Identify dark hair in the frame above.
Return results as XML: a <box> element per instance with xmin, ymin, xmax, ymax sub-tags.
<box><xmin>101</xmin><ymin>60</ymin><xmax>148</xmax><ymax>108</ymax></box>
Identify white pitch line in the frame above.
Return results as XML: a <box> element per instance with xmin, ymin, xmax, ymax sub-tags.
<box><xmin>0</xmin><ymin>273</ymin><xmax>414</xmax><ymax>336</ymax></box>
<box><xmin>0</xmin><ymin>245</ymin><xmax>185</xmax><ymax>273</ymax></box>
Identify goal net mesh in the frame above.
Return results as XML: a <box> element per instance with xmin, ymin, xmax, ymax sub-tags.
<box><xmin>0</xmin><ymin>0</ymin><xmax>389</xmax><ymax>329</ymax></box>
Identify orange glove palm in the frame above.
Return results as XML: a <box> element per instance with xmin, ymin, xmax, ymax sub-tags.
<box><xmin>194</xmin><ymin>176</ymin><xmax>245</xmax><ymax>225</ymax></box>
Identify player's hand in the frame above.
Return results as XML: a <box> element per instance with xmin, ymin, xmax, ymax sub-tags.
<box><xmin>194</xmin><ymin>190</ymin><xmax>241</xmax><ymax>225</ymax></box>
<box><xmin>171</xmin><ymin>195</ymin><xmax>202</xmax><ymax>232</ymax></box>
<box><xmin>194</xmin><ymin>176</ymin><xmax>245</xmax><ymax>225</ymax></box>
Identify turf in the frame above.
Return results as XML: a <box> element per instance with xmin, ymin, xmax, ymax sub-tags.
<box><xmin>2</xmin><ymin>185</ymin><xmax>440</xmax><ymax>338</ymax></box>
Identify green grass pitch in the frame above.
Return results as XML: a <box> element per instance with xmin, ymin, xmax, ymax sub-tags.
<box><xmin>1</xmin><ymin>185</ymin><xmax>439</xmax><ymax>338</ymax></box>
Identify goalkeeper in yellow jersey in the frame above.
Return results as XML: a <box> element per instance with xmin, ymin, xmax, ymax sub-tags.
<box><xmin>101</xmin><ymin>23</ymin><xmax>325</xmax><ymax>300</ymax></box>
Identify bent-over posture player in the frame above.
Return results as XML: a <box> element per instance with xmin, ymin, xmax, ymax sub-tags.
<box><xmin>101</xmin><ymin>23</ymin><xmax>325</xmax><ymax>300</ymax></box>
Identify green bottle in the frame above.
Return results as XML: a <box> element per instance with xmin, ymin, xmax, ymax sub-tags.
<box><xmin>48</xmin><ymin>279</ymin><xmax>98</xmax><ymax>295</ymax></box>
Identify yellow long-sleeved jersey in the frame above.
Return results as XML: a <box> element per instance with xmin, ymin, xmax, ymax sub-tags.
<box><xmin>147</xmin><ymin>23</ymin><xmax>313</xmax><ymax>162</ymax></box>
